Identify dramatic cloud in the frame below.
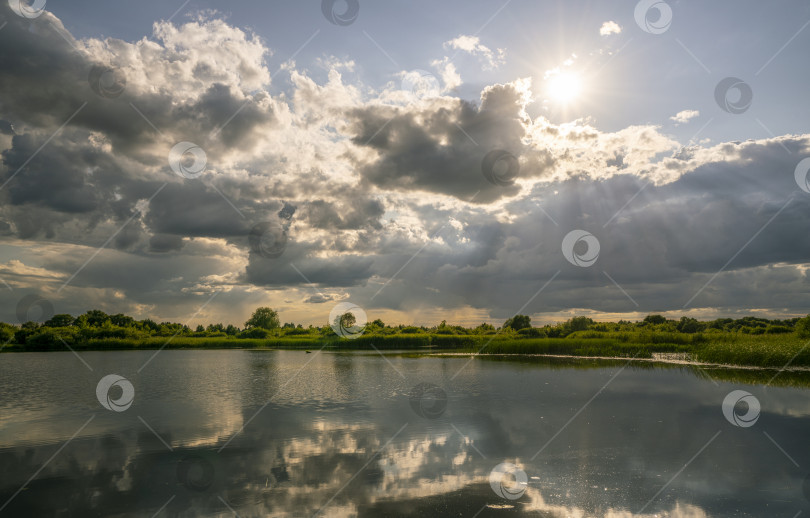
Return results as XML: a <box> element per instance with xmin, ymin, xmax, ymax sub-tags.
<box><xmin>0</xmin><ymin>4</ymin><xmax>807</xmax><ymax>327</ymax></box>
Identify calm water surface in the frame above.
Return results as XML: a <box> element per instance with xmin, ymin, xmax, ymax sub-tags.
<box><xmin>1</xmin><ymin>350</ymin><xmax>810</xmax><ymax>517</ymax></box>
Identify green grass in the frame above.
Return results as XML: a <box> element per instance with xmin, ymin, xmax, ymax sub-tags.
<box><xmin>5</xmin><ymin>331</ymin><xmax>810</xmax><ymax>370</ymax></box>
<box><xmin>469</xmin><ymin>337</ymin><xmax>695</xmax><ymax>358</ymax></box>
<box><xmin>693</xmin><ymin>333</ymin><xmax>810</xmax><ymax>367</ymax></box>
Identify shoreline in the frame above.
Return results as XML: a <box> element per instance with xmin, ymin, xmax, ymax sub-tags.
<box><xmin>4</xmin><ymin>343</ymin><xmax>810</xmax><ymax>373</ymax></box>
<box><xmin>424</xmin><ymin>351</ymin><xmax>810</xmax><ymax>373</ymax></box>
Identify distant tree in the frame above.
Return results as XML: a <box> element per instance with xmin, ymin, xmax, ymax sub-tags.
<box><xmin>796</xmin><ymin>315</ymin><xmax>810</xmax><ymax>338</ymax></box>
<box><xmin>245</xmin><ymin>307</ymin><xmax>280</xmax><ymax>330</ymax></box>
<box><xmin>676</xmin><ymin>316</ymin><xmax>702</xmax><ymax>334</ymax></box>
<box><xmin>568</xmin><ymin>316</ymin><xmax>594</xmax><ymax>332</ymax></box>
<box><xmin>371</xmin><ymin>319</ymin><xmax>385</xmax><ymax>328</ymax></box>
<box><xmin>44</xmin><ymin>314</ymin><xmax>74</xmax><ymax>327</ymax></box>
<box><xmin>84</xmin><ymin>310</ymin><xmax>111</xmax><ymax>327</ymax></box>
<box><xmin>195</xmin><ymin>325</ymin><xmax>205</xmax><ymax>333</ymax></box>
<box><xmin>474</xmin><ymin>323</ymin><xmax>495</xmax><ymax>334</ymax></box>
<box><xmin>139</xmin><ymin>319</ymin><xmax>160</xmax><ymax>332</ymax></box>
<box><xmin>338</xmin><ymin>312</ymin><xmax>356</xmax><ymax>330</ymax></box>
<box><xmin>207</xmin><ymin>323</ymin><xmax>225</xmax><ymax>333</ymax></box>
<box><xmin>503</xmin><ymin>315</ymin><xmax>531</xmax><ymax>331</ymax></box>
<box><xmin>110</xmin><ymin>314</ymin><xmax>135</xmax><ymax>327</ymax></box>
<box><xmin>643</xmin><ymin>314</ymin><xmax>667</xmax><ymax>325</ymax></box>
<box><xmin>157</xmin><ymin>322</ymin><xmax>184</xmax><ymax>336</ymax></box>
<box><xmin>14</xmin><ymin>328</ymin><xmax>32</xmax><ymax>344</ymax></box>
<box><xmin>225</xmin><ymin>324</ymin><xmax>240</xmax><ymax>336</ymax></box>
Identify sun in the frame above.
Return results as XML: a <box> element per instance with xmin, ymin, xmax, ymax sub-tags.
<box><xmin>547</xmin><ymin>71</ymin><xmax>583</xmax><ymax>104</ymax></box>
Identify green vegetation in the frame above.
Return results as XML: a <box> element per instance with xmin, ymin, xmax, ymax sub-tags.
<box><xmin>244</xmin><ymin>307</ymin><xmax>280</xmax><ymax>331</ymax></box>
<box><xmin>2</xmin><ymin>309</ymin><xmax>810</xmax><ymax>369</ymax></box>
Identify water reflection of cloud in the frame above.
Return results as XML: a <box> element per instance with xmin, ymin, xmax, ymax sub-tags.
<box><xmin>2</xmin><ymin>352</ymin><xmax>809</xmax><ymax>516</ymax></box>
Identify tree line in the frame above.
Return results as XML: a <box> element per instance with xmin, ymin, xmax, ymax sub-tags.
<box><xmin>2</xmin><ymin>306</ymin><xmax>809</xmax><ymax>347</ymax></box>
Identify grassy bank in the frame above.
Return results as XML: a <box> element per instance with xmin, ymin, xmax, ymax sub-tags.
<box><xmin>4</xmin><ymin>309</ymin><xmax>809</xmax><ymax>368</ymax></box>
<box><xmin>695</xmin><ymin>334</ymin><xmax>810</xmax><ymax>367</ymax></box>
<box><xmin>4</xmin><ymin>331</ymin><xmax>809</xmax><ymax>369</ymax></box>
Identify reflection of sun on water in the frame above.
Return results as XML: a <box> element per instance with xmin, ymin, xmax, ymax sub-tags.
<box><xmin>547</xmin><ymin>71</ymin><xmax>583</xmax><ymax>104</ymax></box>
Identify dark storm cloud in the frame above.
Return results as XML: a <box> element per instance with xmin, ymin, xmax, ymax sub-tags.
<box><xmin>2</xmin><ymin>134</ymin><xmax>106</xmax><ymax>213</ymax></box>
<box><xmin>0</xmin><ymin>13</ymin><xmax>87</xmax><ymax>128</ymax></box>
<box><xmin>304</xmin><ymin>293</ymin><xmax>334</xmax><ymax>303</ymax></box>
<box><xmin>348</xmin><ymin>83</ymin><xmax>554</xmax><ymax>203</ymax></box>
<box><xmin>302</xmin><ymin>198</ymin><xmax>384</xmax><ymax>230</ymax></box>
<box><xmin>245</xmin><ymin>247</ymin><xmax>374</xmax><ymax>288</ymax></box>
<box><xmin>144</xmin><ymin>182</ymin><xmax>254</xmax><ymax>238</ymax></box>
<box><xmin>0</xmin><ymin>6</ymin><xmax>275</xmax><ymax>152</ymax></box>
<box><xmin>193</xmin><ymin>84</ymin><xmax>275</xmax><ymax>148</ymax></box>
<box><xmin>0</xmin><ymin>4</ymin><xmax>278</xmax><ymax>247</ymax></box>
<box><xmin>149</xmin><ymin>233</ymin><xmax>185</xmax><ymax>253</ymax></box>
<box><xmin>353</xmin><ymin>136</ymin><xmax>810</xmax><ymax>317</ymax></box>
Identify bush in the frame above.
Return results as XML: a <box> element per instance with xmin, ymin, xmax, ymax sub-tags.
<box><xmin>676</xmin><ymin>317</ymin><xmax>703</xmax><ymax>333</ymax></box>
<box><xmin>643</xmin><ymin>314</ymin><xmax>667</xmax><ymax>325</ymax></box>
<box><xmin>430</xmin><ymin>335</ymin><xmax>480</xmax><ymax>348</ymax></box>
<box><xmin>518</xmin><ymin>327</ymin><xmax>547</xmax><ymax>338</ymax></box>
<box><xmin>283</xmin><ymin>327</ymin><xmax>313</xmax><ymax>336</ymax></box>
<box><xmin>20</xmin><ymin>327</ymin><xmax>80</xmax><ymax>350</ymax></box>
<box><xmin>0</xmin><ymin>323</ymin><xmax>15</xmax><ymax>344</ymax></box>
<box><xmin>568</xmin><ymin>317</ymin><xmax>594</xmax><ymax>332</ymax></box>
<box><xmin>796</xmin><ymin>316</ymin><xmax>810</xmax><ymax>338</ymax></box>
<box><xmin>504</xmin><ymin>315</ymin><xmax>531</xmax><ymax>331</ymax></box>
<box><xmin>239</xmin><ymin>328</ymin><xmax>270</xmax><ymax>339</ymax></box>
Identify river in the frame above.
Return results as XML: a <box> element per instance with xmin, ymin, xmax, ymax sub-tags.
<box><xmin>1</xmin><ymin>349</ymin><xmax>808</xmax><ymax>517</ymax></box>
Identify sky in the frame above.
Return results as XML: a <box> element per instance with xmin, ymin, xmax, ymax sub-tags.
<box><xmin>0</xmin><ymin>0</ymin><xmax>809</xmax><ymax>327</ymax></box>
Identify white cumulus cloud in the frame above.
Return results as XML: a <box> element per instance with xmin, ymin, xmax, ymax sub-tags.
<box><xmin>599</xmin><ymin>21</ymin><xmax>622</xmax><ymax>36</ymax></box>
<box><xmin>670</xmin><ymin>109</ymin><xmax>700</xmax><ymax>124</ymax></box>
<box><xmin>443</xmin><ymin>35</ymin><xmax>506</xmax><ymax>70</ymax></box>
